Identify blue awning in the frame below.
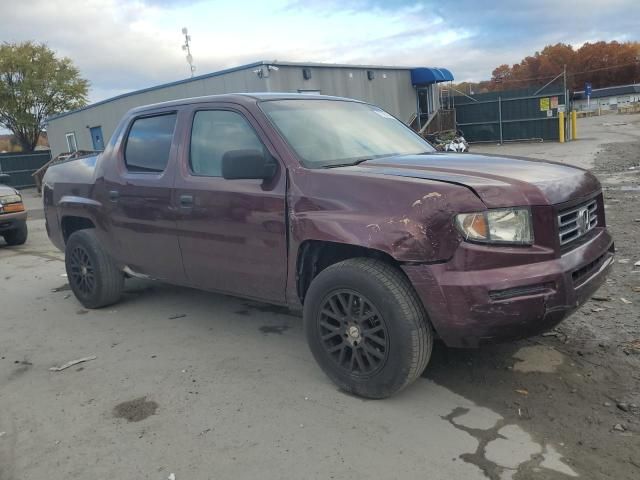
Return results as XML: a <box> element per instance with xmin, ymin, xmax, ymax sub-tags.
<box><xmin>411</xmin><ymin>67</ymin><xmax>454</xmax><ymax>86</ymax></box>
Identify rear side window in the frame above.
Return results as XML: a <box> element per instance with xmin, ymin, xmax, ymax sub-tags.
<box><xmin>190</xmin><ymin>110</ymin><xmax>264</xmax><ymax>177</ymax></box>
<box><xmin>125</xmin><ymin>113</ymin><xmax>177</xmax><ymax>172</ymax></box>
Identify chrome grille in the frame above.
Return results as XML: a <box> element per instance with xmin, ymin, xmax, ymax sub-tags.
<box><xmin>557</xmin><ymin>199</ymin><xmax>597</xmax><ymax>246</ymax></box>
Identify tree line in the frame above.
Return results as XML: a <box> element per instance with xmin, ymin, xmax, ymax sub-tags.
<box><xmin>455</xmin><ymin>41</ymin><xmax>640</xmax><ymax>95</ymax></box>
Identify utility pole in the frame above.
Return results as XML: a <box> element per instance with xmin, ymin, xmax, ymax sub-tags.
<box><xmin>563</xmin><ymin>64</ymin><xmax>568</xmax><ymax>141</ymax></box>
<box><xmin>181</xmin><ymin>27</ymin><xmax>196</xmax><ymax>77</ymax></box>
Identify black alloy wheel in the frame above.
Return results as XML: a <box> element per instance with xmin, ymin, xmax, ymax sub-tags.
<box><xmin>318</xmin><ymin>289</ymin><xmax>389</xmax><ymax>376</ymax></box>
<box><xmin>64</xmin><ymin>229</ymin><xmax>124</xmax><ymax>309</ymax></box>
<box><xmin>69</xmin><ymin>245</ymin><xmax>96</xmax><ymax>295</ymax></box>
<box><xmin>304</xmin><ymin>258</ymin><xmax>433</xmax><ymax>399</ymax></box>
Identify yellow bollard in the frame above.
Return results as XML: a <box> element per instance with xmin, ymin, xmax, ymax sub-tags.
<box><xmin>571</xmin><ymin>110</ymin><xmax>577</xmax><ymax>140</ymax></box>
<box><xmin>559</xmin><ymin>111</ymin><xmax>565</xmax><ymax>143</ymax></box>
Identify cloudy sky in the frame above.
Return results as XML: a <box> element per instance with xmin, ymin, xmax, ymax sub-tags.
<box><xmin>2</xmin><ymin>0</ymin><xmax>639</xmax><ymax>104</ymax></box>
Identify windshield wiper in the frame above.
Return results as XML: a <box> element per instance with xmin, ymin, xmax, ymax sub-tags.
<box><xmin>321</xmin><ymin>158</ymin><xmax>372</xmax><ymax>169</ymax></box>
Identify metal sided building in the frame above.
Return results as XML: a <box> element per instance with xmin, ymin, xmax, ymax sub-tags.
<box><xmin>46</xmin><ymin>61</ymin><xmax>453</xmax><ymax>157</ymax></box>
<box><xmin>572</xmin><ymin>83</ymin><xmax>640</xmax><ymax>111</ymax></box>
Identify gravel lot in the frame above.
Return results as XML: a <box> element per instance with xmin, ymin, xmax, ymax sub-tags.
<box><xmin>1</xmin><ymin>114</ymin><xmax>638</xmax><ymax>480</ymax></box>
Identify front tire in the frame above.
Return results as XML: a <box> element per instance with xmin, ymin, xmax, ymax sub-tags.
<box><xmin>65</xmin><ymin>229</ymin><xmax>124</xmax><ymax>308</ymax></box>
<box><xmin>303</xmin><ymin>258</ymin><xmax>433</xmax><ymax>399</ymax></box>
<box><xmin>3</xmin><ymin>221</ymin><xmax>28</xmax><ymax>246</ymax></box>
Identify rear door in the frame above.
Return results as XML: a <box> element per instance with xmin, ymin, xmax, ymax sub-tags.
<box><xmin>173</xmin><ymin>103</ymin><xmax>287</xmax><ymax>302</ymax></box>
<box><xmin>101</xmin><ymin>108</ymin><xmax>186</xmax><ymax>283</ymax></box>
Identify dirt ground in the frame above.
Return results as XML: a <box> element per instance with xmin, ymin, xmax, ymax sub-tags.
<box><xmin>1</xmin><ymin>114</ymin><xmax>639</xmax><ymax>480</ymax></box>
<box><xmin>455</xmin><ymin>114</ymin><xmax>640</xmax><ymax>479</ymax></box>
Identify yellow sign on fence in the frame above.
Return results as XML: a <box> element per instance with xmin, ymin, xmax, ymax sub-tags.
<box><xmin>540</xmin><ymin>97</ymin><xmax>550</xmax><ymax>111</ymax></box>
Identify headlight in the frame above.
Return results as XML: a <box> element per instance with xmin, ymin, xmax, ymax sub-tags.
<box><xmin>0</xmin><ymin>194</ymin><xmax>21</xmax><ymax>205</ymax></box>
<box><xmin>0</xmin><ymin>194</ymin><xmax>24</xmax><ymax>213</ymax></box>
<box><xmin>455</xmin><ymin>208</ymin><xmax>533</xmax><ymax>245</ymax></box>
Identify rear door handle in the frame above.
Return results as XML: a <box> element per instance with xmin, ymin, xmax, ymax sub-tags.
<box><xmin>179</xmin><ymin>194</ymin><xmax>194</xmax><ymax>207</ymax></box>
<box><xmin>109</xmin><ymin>190</ymin><xmax>119</xmax><ymax>202</ymax></box>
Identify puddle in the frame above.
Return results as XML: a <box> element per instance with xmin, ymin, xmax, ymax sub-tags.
<box><xmin>113</xmin><ymin>396</ymin><xmax>158</xmax><ymax>422</ymax></box>
<box><xmin>484</xmin><ymin>424</ymin><xmax>542</xmax><ymax>470</ymax></box>
<box><xmin>52</xmin><ymin>283</ymin><xmax>71</xmax><ymax>292</ymax></box>
<box><xmin>540</xmin><ymin>445</ymin><xmax>578</xmax><ymax>477</ymax></box>
<box><xmin>244</xmin><ymin>302</ymin><xmax>293</xmax><ymax>316</ymax></box>
<box><xmin>444</xmin><ymin>406</ymin><xmax>578</xmax><ymax>479</ymax></box>
<box><xmin>259</xmin><ymin>325</ymin><xmax>290</xmax><ymax>335</ymax></box>
<box><xmin>512</xmin><ymin>346</ymin><xmax>564</xmax><ymax>373</ymax></box>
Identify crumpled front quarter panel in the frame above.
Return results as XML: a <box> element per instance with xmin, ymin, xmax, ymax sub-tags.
<box><xmin>289</xmin><ymin>168</ymin><xmax>485</xmax><ymax>263</ymax></box>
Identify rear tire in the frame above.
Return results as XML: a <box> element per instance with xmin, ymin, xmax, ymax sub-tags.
<box><xmin>3</xmin><ymin>221</ymin><xmax>28</xmax><ymax>246</ymax></box>
<box><xmin>303</xmin><ymin>258</ymin><xmax>433</xmax><ymax>399</ymax></box>
<box><xmin>65</xmin><ymin>229</ymin><xmax>124</xmax><ymax>308</ymax></box>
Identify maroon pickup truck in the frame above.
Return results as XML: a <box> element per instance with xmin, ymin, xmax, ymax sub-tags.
<box><xmin>43</xmin><ymin>93</ymin><xmax>614</xmax><ymax>398</ymax></box>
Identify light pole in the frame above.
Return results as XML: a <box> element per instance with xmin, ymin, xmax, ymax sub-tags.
<box><xmin>181</xmin><ymin>27</ymin><xmax>196</xmax><ymax>77</ymax></box>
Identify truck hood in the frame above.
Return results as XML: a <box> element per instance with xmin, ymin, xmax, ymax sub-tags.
<box><xmin>341</xmin><ymin>153</ymin><xmax>600</xmax><ymax>207</ymax></box>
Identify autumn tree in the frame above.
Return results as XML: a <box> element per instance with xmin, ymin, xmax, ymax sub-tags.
<box><xmin>0</xmin><ymin>42</ymin><xmax>89</xmax><ymax>152</ymax></box>
<box><xmin>481</xmin><ymin>41</ymin><xmax>640</xmax><ymax>93</ymax></box>
<box><xmin>490</xmin><ymin>64</ymin><xmax>512</xmax><ymax>84</ymax></box>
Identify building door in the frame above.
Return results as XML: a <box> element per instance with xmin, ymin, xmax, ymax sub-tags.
<box><xmin>90</xmin><ymin>126</ymin><xmax>105</xmax><ymax>150</ymax></box>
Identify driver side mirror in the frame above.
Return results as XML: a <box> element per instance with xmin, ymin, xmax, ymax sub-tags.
<box><xmin>221</xmin><ymin>149</ymin><xmax>277</xmax><ymax>180</ymax></box>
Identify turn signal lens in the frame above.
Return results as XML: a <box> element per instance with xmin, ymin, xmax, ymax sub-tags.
<box><xmin>3</xmin><ymin>202</ymin><xmax>25</xmax><ymax>213</ymax></box>
<box><xmin>457</xmin><ymin>212</ymin><xmax>488</xmax><ymax>241</ymax></box>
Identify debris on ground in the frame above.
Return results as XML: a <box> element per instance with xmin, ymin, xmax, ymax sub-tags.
<box><xmin>542</xmin><ymin>331</ymin><xmax>559</xmax><ymax>337</ymax></box>
<box><xmin>617</xmin><ymin>402</ymin><xmax>630</xmax><ymax>412</ymax></box>
<box><xmin>0</xmin><ymin>432</ymin><xmax>5</xmax><ymax>438</ymax></box>
<box><xmin>620</xmin><ymin>298</ymin><xmax>632</xmax><ymax>304</ymax></box>
<box><xmin>168</xmin><ymin>474</ymin><xmax>176</xmax><ymax>480</ymax></box>
<box><xmin>591</xmin><ymin>295</ymin><xmax>611</xmax><ymax>301</ymax></box>
<box><xmin>515</xmin><ymin>388</ymin><xmax>529</xmax><ymax>396</ymax></box>
<box><xmin>425</xmin><ymin>131</ymin><xmax>469</xmax><ymax>153</ymax></box>
<box><xmin>613</xmin><ymin>424</ymin><xmax>626</xmax><ymax>432</ymax></box>
<box><xmin>168</xmin><ymin>314</ymin><xmax>186</xmax><ymax>319</ymax></box>
<box><xmin>49</xmin><ymin>355</ymin><xmax>97</xmax><ymax>372</ymax></box>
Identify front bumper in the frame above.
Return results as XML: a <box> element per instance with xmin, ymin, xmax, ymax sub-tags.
<box><xmin>402</xmin><ymin>228</ymin><xmax>614</xmax><ymax>347</ymax></box>
<box><xmin>0</xmin><ymin>210</ymin><xmax>27</xmax><ymax>233</ymax></box>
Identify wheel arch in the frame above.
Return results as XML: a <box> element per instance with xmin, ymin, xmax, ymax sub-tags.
<box><xmin>296</xmin><ymin>239</ymin><xmax>403</xmax><ymax>304</ymax></box>
<box><xmin>61</xmin><ymin>215</ymin><xmax>96</xmax><ymax>243</ymax></box>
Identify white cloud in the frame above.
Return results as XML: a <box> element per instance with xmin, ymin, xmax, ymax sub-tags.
<box><xmin>0</xmin><ymin>0</ymin><xmax>638</xmax><ymax>106</ymax></box>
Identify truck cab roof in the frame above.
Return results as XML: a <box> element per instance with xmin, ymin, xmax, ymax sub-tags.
<box><xmin>129</xmin><ymin>92</ymin><xmax>363</xmax><ymax>116</ymax></box>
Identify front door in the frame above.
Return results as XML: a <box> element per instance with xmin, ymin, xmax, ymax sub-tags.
<box><xmin>173</xmin><ymin>104</ymin><xmax>287</xmax><ymax>302</ymax></box>
<box><xmin>90</xmin><ymin>126</ymin><xmax>105</xmax><ymax>150</ymax></box>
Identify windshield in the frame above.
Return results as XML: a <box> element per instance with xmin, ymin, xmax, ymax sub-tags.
<box><xmin>260</xmin><ymin>99</ymin><xmax>434</xmax><ymax>168</ymax></box>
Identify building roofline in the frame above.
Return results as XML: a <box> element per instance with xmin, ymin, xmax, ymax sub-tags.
<box><xmin>573</xmin><ymin>83</ymin><xmax>640</xmax><ymax>95</ymax></box>
<box><xmin>47</xmin><ymin>60</ymin><xmax>422</xmax><ymax>122</ymax></box>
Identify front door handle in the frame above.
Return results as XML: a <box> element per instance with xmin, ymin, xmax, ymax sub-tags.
<box><xmin>109</xmin><ymin>190</ymin><xmax>119</xmax><ymax>202</ymax></box>
<box><xmin>179</xmin><ymin>194</ymin><xmax>194</xmax><ymax>207</ymax></box>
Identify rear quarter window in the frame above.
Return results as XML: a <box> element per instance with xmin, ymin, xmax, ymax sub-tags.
<box><xmin>125</xmin><ymin>113</ymin><xmax>177</xmax><ymax>172</ymax></box>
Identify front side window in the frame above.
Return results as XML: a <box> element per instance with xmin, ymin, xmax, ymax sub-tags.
<box><xmin>260</xmin><ymin>99</ymin><xmax>434</xmax><ymax>169</ymax></box>
<box><xmin>190</xmin><ymin>110</ymin><xmax>264</xmax><ymax>177</ymax></box>
<box><xmin>125</xmin><ymin>113</ymin><xmax>177</xmax><ymax>173</ymax></box>
<box><xmin>65</xmin><ymin>132</ymin><xmax>77</xmax><ymax>152</ymax></box>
